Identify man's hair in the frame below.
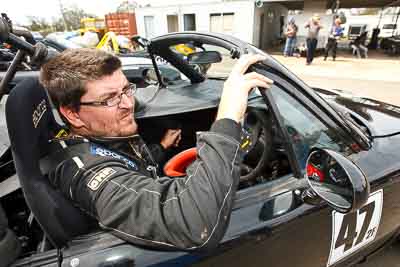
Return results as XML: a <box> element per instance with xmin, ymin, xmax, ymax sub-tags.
<box><xmin>40</xmin><ymin>48</ymin><xmax>122</xmax><ymax>111</ymax></box>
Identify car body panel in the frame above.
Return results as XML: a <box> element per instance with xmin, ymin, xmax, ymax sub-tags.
<box><xmin>315</xmin><ymin>88</ymin><xmax>400</xmax><ymax>135</ymax></box>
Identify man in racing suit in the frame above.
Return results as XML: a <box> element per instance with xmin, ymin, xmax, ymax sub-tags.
<box><xmin>39</xmin><ymin>48</ymin><xmax>272</xmax><ymax>250</ymax></box>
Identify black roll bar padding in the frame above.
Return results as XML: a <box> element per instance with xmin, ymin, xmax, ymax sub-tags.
<box><xmin>4</xmin><ymin>33</ymin><xmax>35</xmax><ymax>55</ymax></box>
<box><xmin>0</xmin><ymin>17</ymin><xmax>10</xmax><ymax>42</ymax></box>
<box><xmin>0</xmin><ymin>17</ymin><xmax>35</xmax><ymax>59</ymax></box>
<box><xmin>0</xmin><ymin>17</ymin><xmax>56</xmax><ymax>101</ymax></box>
<box><xmin>0</xmin><ymin>50</ymin><xmax>25</xmax><ymax>102</ymax></box>
<box><xmin>31</xmin><ymin>42</ymin><xmax>49</xmax><ymax>64</ymax></box>
<box><xmin>12</xmin><ymin>28</ymin><xmax>36</xmax><ymax>45</ymax></box>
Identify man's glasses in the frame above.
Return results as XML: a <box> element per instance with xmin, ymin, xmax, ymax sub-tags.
<box><xmin>80</xmin><ymin>83</ymin><xmax>137</xmax><ymax>107</ymax></box>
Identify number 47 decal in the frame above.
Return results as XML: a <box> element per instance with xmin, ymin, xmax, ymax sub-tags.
<box><xmin>327</xmin><ymin>189</ymin><xmax>383</xmax><ymax>267</ymax></box>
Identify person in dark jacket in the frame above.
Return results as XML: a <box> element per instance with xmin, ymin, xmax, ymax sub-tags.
<box><xmin>351</xmin><ymin>31</ymin><xmax>368</xmax><ymax>58</ymax></box>
<box><xmin>324</xmin><ymin>17</ymin><xmax>343</xmax><ymax>61</ymax></box>
<box><xmin>39</xmin><ymin>48</ymin><xmax>273</xmax><ymax>250</ymax></box>
<box><xmin>305</xmin><ymin>14</ymin><xmax>323</xmax><ymax>65</ymax></box>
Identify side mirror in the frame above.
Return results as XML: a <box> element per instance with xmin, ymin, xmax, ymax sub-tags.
<box><xmin>304</xmin><ymin>148</ymin><xmax>370</xmax><ymax>213</ymax></box>
<box><xmin>187</xmin><ymin>51</ymin><xmax>222</xmax><ymax>64</ymax></box>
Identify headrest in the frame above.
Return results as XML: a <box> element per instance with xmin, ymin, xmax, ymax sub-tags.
<box><xmin>6</xmin><ymin>77</ymin><xmax>63</xmax><ymax>158</ymax></box>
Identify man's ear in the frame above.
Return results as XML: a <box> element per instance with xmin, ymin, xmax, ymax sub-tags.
<box><xmin>59</xmin><ymin>106</ymin><xmax>85</xmax><ymax>128</ymax></box>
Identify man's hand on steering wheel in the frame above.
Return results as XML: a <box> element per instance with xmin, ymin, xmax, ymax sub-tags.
<box><xmin>216</xmin><ymin>54</ymin><xmax>273</xmax><ymax>123</ymax></box>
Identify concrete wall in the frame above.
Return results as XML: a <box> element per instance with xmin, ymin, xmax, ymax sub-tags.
<box><xmin>253</xmin><ymin>6</ymin><xmax>264</xmax><ymax>47</ymax></box>
<box><xmin>135</xmin><ymin>1</ymin><xmax>255</xmax><ymax>43</ymax></box>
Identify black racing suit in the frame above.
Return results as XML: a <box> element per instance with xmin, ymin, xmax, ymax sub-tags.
<box><xmin>45</xmin><ymin>119</ymin><xmax>243</xmax><ymax>250</ymax></box>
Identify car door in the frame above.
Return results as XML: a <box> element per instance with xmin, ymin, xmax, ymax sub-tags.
<box><xmin>264</xmin><ymin>73</ymin><xmax>400</xmax><ymax>266</ymax></box>
<box><xmin>192</xmin><ymin>73</ymin><xmax>381</xmax><ymax>267</ymax></box>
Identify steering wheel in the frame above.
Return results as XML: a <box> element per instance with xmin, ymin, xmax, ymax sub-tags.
<box><xmin>164</xmin><ymin>109</ymin><xmax>273</xmax><ymax>183</ymax></box>
<box><xmin>239</xmin><ymin>109</ymin><xmax>273</xmax><ymax>182</ymax></box>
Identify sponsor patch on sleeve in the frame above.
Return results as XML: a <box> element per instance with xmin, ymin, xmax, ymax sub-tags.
<box><xmin>87</xmin><ymin>167</ymin><xmax>116</xmax><ymax>191</ymax></box>
<box><xmin>89</xmin><ymin>144</ymin><xmax>138</xmax><ymax>170</ymax></box>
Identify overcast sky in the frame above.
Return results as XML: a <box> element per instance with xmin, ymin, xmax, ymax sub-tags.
<box><xmin>3</xmin><ymin>0</ymin><xmax>149</xmax><ymax>25</ymax></box>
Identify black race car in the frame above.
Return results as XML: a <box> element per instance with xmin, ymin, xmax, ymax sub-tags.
<box><xmin>1</xmin><ymin>17</ymin><xmax>400</xmax><ymax>267</ymax></box>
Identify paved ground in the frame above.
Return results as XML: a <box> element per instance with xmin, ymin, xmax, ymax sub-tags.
<box><xmin>270</xmin><ymin>50</ymin><xmax>400</xmax><ymax>266</ymax></box>
<box><xmin>269</xmin><ymin>51</ymin><xmax>400</xmax><ymax>106</ymax></box>
<box><xmin>355</xmin><ymin>242</ymin><xmax>400</xmax><ymax>267</ymax></box>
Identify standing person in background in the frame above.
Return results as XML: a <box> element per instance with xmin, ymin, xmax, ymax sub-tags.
<box><xmin>324</xmin><ymin>17</ymin><xmax>343</xmax><ymax>61</ymax></box>
<box><xmin>283</xmin><ymin>18</ymin><xmax>298</xmax><ymax>57</ymax></box>
<box><xmin>304</xmin><ymin>14</ymin><xmax>323</xmax><ymax>65</ymax></box>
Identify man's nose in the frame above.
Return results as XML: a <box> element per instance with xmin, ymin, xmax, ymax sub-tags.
<box><xmin>119</xmin><ymin>93</ymin><xmax>134</xmax><ymax>109</ymax></box>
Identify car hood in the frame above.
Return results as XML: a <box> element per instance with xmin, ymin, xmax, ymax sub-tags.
<box><xmin>315</xmin><ymin>88</ymin><xmax>400</xmax><ymax>137</ymax></box>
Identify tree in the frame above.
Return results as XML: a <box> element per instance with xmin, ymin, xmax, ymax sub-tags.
<box><xmin>62</xmin><ymin>5</ymin><xmax>95</xmax><ymax>30</ymax></box>
<box><xmin>51</xmin><ymin>18</ymin><xmax>66</xmax><ymax>32</ymax></box>
<box><xmin>116</xmin><ymin>0</ymin><xmax>138</xmax><ymax>13</ymax></box>
<box><xmin>26</xmin><ymin>16</ymin><xmax>50</xmax><ymax>32</ymax></box>
<box><xmin>23</xmin><ymin>5</ymin><xmax>95</xmax><ymax>33</ymax></box>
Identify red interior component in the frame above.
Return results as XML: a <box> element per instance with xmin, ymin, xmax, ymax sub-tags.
<box><xmin>307</xmin><ymin>164</ymin><xmax>325</xmax><ymax>182</ymax></box>
<box><xmin>164</xmin><ymin>148</ymin><xmax>197</xmax><ymax>177</ymax></box>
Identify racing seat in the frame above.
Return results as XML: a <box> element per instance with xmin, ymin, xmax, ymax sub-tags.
<box><xmin>5</xmin><ymin>77</ymin><xmax>95</xmax><ymax>248</ymax></box>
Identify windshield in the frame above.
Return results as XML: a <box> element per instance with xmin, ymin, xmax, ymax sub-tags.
<box><xmin>202</xmin><ymin>44</ymin><xmax>238</xmax><ymax>78</ymax></box>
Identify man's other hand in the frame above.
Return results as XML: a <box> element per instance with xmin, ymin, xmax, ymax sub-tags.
<box><xmin>216</xmin><ymin>54</ymin><xmax>273</xmax><ymax>123</ymax></box>
<box><xmin>160</xmin><ymin>129</ymin><xmax>182</xmax><ymax>149</ymax></box>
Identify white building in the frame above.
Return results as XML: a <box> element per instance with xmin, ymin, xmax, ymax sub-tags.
<box><xmin>135</xmin><ymin>0</ymin><xmax>400</xmax><ymax>49</ymax></box>
<box><xmin>135</xmin><ymin>0</ymin><xmax>289</xmax><ymax>50</ymax></box>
